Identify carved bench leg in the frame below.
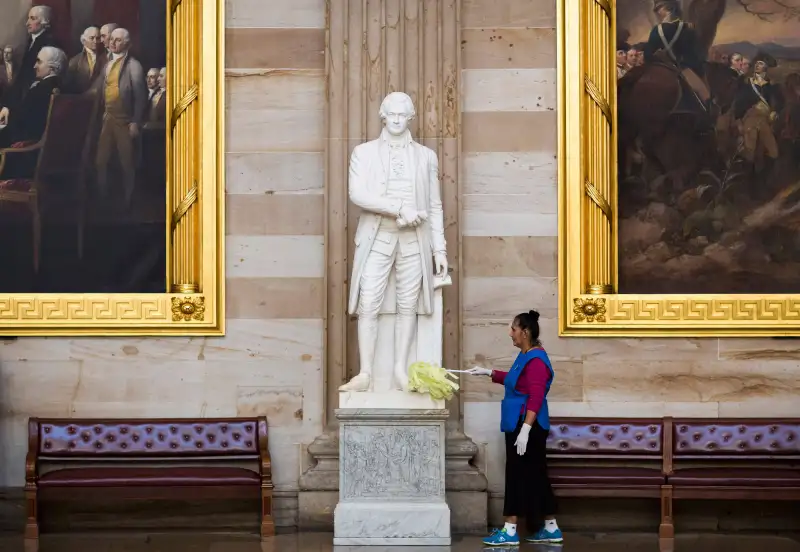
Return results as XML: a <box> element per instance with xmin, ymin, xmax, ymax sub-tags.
<box><xmin>24</xmin><ymin>485</ymin><xmax>39</xmax><ymax>540</ymax></box>
<box><xmin>260</xmin><ymin>487</ymin><xmax>275</xmax><ymax>538</ymax></box>
<box><xmin>659</xmin><ymin>485</ymin><xmax>674</xmax><ymax>539</ymax></box>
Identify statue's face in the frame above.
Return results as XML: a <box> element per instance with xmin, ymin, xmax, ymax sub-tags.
<box><xmin>382</xmin><ymin>98</ymin><xmax>412</xmax><ymax>136</ymax></box>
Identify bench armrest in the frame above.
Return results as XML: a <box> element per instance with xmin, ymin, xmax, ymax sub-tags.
<box><xmin>662</xmin><ymin>417</ymin><xmax>674</xmax><ymax>476</ymax></box>
<box><xmin>26</xmin><ymin>418</ymin><xmax>40</xmax><ymax>487</ymax></box>
<box><xmin>257</xmin><ymin>417</ymin><xmax>273</xmax><ymax>489</ymax></box>
<box><xmin>25</xmin><ymin>451</ymin><xmax>37</xmax><ymax>486</ymax></box>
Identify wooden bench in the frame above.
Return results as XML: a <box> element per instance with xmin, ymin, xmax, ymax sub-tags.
<box><xmin>546</xmin><ymin>418</ymin><xmax>670</xmax><ymax>535</ymax></box>
<box><xmin>25</xmin><ymin>417</ymin><xmax>274</xmax><ymax>539</ymax></box>
<box><xmin>660</xmin><ymin>417</ymin><xmax>800</xmax><ymax>537</ymax></box>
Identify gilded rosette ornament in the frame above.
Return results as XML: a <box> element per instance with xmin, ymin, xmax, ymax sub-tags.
<box><xmin>171</xmin><ymin>297</ymin><xmax>206</xmax><ymax>322</ymax></box>
<box><xmin>573</xmin><ymin>298</ymin><xmax>607</xmax><ymax>323</ymax></box>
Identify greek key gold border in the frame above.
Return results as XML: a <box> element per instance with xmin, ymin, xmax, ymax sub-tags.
<box><xmin>0</xmin><ymin>0</ymin><xmax>224</xmax><ymax>336</ymax></box>
<box><xmin>557</xmin><ymin>0</ymin><xmax>800</xmax><ymax>336</ymax></box>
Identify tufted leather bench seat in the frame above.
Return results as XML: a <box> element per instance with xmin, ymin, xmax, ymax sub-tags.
<box><xmin>546</xmin><ymin>418</ymin><xmax>670</xmax><ymax>533</ymax></box>
<box><xmin>25</xmin><ymin>417</ymin><xmax>274</xmax><ymax>541</ymax></box>
<box><xmin>37</xmin><ymin>466</ymin><xmax>261</xmax><ymax>487</ymax></box>
<box><xmin>660</xmin><ymin>418</ymin><xmax>800</xmax><ymax>537</ymax></box>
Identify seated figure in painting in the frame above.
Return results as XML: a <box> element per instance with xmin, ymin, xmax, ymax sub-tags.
<box><xmin>0</xmin><ymin>46</ymin><xmax>65</xmax><ymax>178</ymax></box>
<box><xmin>1</xmin><ymin>6</ymin><xmax>59</xmax><ymax>109</ymax></box>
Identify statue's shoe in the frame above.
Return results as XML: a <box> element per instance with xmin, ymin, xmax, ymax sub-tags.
<box><xmin>339</xmin><ymin>373</ymin><xmax>372</xmax><ymax>392</ymax></box>
<box><xmin>393</xmin><ymin>368</ymin><xmax>409</xmax><ymax>392</ymax></box>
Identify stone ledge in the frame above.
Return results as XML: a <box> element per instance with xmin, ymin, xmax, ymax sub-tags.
<box><xmin>338</xmin><ymin>390</ymin><xmax>445</xmax><ymax>410</ymax></box>
<box><xmin>335</xmin><ymin>408</ymin><xmax>450</xmax><ymax>422</ymax></box>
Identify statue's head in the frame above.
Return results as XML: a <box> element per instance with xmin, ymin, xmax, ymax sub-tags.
<box><xmin>379</xmin><ymin>92</ymin><xmax>415</xmax><ymax>136</ymax></box>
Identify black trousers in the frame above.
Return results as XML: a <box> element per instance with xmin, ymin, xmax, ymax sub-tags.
<box><xmin>503</xmin><ymin>421</ymin><xmax>557</xmax><ymax>530</ymax></box>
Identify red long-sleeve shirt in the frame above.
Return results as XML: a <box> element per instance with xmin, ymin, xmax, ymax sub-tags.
<box><xmin>491</xmin><ymin>357</ymin><xmax>550</xmax><ymax>415</ymax></box>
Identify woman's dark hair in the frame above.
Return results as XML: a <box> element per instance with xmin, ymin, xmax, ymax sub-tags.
<box><xmin>513</xmin><ymin>309</ymin><xmax>541</xmax><ymax>346</ymax></box>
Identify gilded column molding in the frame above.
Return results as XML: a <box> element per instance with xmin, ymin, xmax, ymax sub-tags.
<box><xmin>582</xmin><ymin>0</ymin><xmax>614</xmax><ymax>295</ymax></box>
<box><xmin>168</xmin><ymin>0</ymin><xmax>201</xmax><ymax>294</ymax></box>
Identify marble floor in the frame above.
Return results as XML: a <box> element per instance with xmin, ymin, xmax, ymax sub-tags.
<box><xmin>0</xmin><ymin>532</ymin><xmax>799</xmax><ymax>552</ymax></box>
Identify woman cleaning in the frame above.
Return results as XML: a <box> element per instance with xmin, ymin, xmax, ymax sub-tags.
<box><xmin>466</xmin><ymin>309</ymin><xmax>562</xmax><ymax>546</ymax></box>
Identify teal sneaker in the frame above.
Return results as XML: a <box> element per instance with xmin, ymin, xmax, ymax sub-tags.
<box><xmin>525</xmin><ymin>527</ymin><xmax>564</xmax><ymax>543</ymax></box>
<box><xmin>482</xmin><ymin>527</ymin><xmax>520</xmax><ymax>546</ymax></box>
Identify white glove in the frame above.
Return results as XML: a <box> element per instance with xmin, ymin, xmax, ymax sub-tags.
<box><xmin>466</xmin><ymin>366</ymin><xmax>492</xmax><ymax>376</ymax></box>
<box><xmin>515</xmin><ymin>423</ymin><xmax>531</xmax><ymax>456</ymax></box>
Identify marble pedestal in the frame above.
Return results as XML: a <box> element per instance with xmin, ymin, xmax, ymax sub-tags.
<box><xmin>333</xmin><ymin>405</ymin><xmax>451</xmax><ymax>546</ymax></box>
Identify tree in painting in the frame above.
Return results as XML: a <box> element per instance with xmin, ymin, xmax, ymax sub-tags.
<box><xmin>617</xmin><ymin>0</ymin><xmax>800</xmax><ymax>293</ymax></box>
<box><xmin>0</xmin><ymin>1</ymin><xmax>167</xmax><ymax>293</ymax></box>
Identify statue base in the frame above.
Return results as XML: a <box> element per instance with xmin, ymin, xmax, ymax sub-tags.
<box><xmin>333</xmin><ymin>408</ymin><xmax>451</xmax><ymax>546</ymax></box>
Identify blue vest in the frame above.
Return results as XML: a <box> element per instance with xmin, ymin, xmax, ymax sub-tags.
<box><xmin>500</xmin><ymin>348</ymin><xmax>554</xmax><ymax>433</ymax></box>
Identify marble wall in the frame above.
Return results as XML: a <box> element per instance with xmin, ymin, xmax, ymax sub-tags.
<box><xmin>0</xmin><ymin>0</ymin><xmax>328</xmax><ymax>527</ymax></box>
<box><xmin>459</xmin><ymin>0</ymin><xmax>800</xmax><ymax>518</ymax></box>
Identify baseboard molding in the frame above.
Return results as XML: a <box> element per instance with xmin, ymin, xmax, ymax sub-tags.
<box><xmin>488</xmin><ymin>493</ymin><xmax>800</xmax><ymax>533</ymax></box>
<box><xmin>7</xmin><ymin>487</ymin><xmax>795</xmax><ymax>534</ymax></box>
<box><xmin>0</xmin><ymin>487</ymin><xmax>300</xmax><ymax>532</ymax></box>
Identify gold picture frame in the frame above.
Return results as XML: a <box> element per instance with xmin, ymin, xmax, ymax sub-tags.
<box><xmin>558</xmin><ymin>0</ymin><xmax>800</xmax><ymax>337</ymax></box>
<box><xmin>0</xmin><ymin>0</ymin><xmax>224</xmax><ymax>336</ymax></box>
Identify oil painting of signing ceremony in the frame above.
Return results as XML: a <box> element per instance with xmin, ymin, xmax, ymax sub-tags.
<box><xmin>616</xmin><ymin>0</ymin><xmax>800</xmax><ymax>294</ymax></box>
<box><xmin>0</xmin><ymin>1</ymin><xmax>167</xmax><ymax>293</ymax></box>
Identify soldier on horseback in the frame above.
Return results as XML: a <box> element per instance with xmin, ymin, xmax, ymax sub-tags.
<box><xmin>643</xmin><ymin>0</ymin><xmax>711</xmax><ymax>110</ymax></box>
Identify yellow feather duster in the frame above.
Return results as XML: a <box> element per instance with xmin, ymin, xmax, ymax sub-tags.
<box><xmin>407</xmin><ymin>361</ymin><xmax>460</xmax><ymax>401</ymax></box>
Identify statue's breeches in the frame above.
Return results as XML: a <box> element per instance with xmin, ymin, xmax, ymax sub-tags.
<box><xmin>357</xmin><ymin>245</ymin><xmax>423</xmax><ymax>318</ymax></box>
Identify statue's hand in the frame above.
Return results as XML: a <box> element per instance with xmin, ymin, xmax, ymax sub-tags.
<box><xmin>399</xmin><ymin>204</ymin><xmax>421</xmax><ymax>226</ymax></box>
<box><xmin>434</xmin><ymin>252</ymin><xmax>448</xmax><ymax>276</ymax></box>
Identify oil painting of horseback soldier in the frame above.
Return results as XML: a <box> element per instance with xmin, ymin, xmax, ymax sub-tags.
<box><xmin>617</xmin><ymin>0</ymin><xmax>800</xmax><ymax>293</ymax></box>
